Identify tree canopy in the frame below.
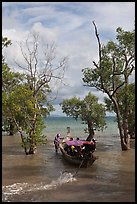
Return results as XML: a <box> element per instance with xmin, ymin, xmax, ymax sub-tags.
<box><xmin>60</xmin><ymin>92</ymin><xmax>106</xmax><ymax>138</ymax></box>
<box><xmin>82</xmin><ymin>22</ymin><xmax>135</xmax><ymax>150</ymax></box>
<box><xmin>2</xmin><ymin>34</ymin><xmax>68</xmax><ymax>154</ymax></box>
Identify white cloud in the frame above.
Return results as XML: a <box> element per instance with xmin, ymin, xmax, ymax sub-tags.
<box><xmin>2</xmin><ymin>2</ymin><xmax>135</xmax><ymax>116</ymax></box>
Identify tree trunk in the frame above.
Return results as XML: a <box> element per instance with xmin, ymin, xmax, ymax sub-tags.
<box><xmin>28</xmin><ymin>143</ymin><xmax>37</xmax><ymax>154</ymax></box>
<box><xmin>123</xmin><ymin>117</ymin><xmax>130</xmax><ymax>149</ymax></box>
<box><xmin>20</xmin><ymin>132</ymin><xmax>29</xmax><ymax>155</ymax></box>
<box><xmin>86</xmin><ymin>121</ymin><xmax>94</xmax><ymax>141</ymax></box>
<box><xmin>28</xmin><ymin>105</ymin><xmax>37</xmax><ymax>154</ymax></box>
<box><xmin>123</xmin><ymin>73</ymin><xmax>130</xmax><ymax>149</ymax></box>
<box><xmin>12</xmin><ymin>116</ymin><xmax>29</xmax><ymax>154</ymax></box>
<box><xmin>9</xmin><ymin>122</ymin><xmax>15</xmax><ymax>136</ymax></box>
<box><xmin>112</xmin><ymin>96</ymin><xmax>129</xmax><ymax>151</ymax></box>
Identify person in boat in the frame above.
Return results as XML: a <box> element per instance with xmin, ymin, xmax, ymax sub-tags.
<box><xmin>82</xmin><ymin>139</ymin><xmax>96</xmax><ymax>158</ymax></box>
<box><xmin>82</xmin><ymin>143</ymin><xmax>92</xmax><ymax>158</ymax></box>
<box><xmin>75</xmin><ymin>137</ymin><xmax>83</xmax><ymax>158</ymax></box>
<box><xmin>92</xmin><ymin>138</ymin><xmax>96</xmax><ymax>151</ymax></box>
<box><xmin>75</xmin><ymin>145</ymin><xmax>83</xmax><ymax>158</ymax></box>
<box><xmin>64</xmin><ymin>144</ymin><xmax>70</xmax><ymax>154</ymax></box>
<box><xmin>85</xmin><ymin>128</ymin><xmax>96</xmax><ymax>151</ymax></box>
<box><xmin>70</xmin><ymin>145</ymin><xmax>77</xmax><ymax>156</ymax></box>
<box><xmin>54</xmin><ymin>133</ymin><xmax>62</xmax><ymax>153</ymax></box>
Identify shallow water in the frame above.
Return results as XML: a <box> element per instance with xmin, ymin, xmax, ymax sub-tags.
<box><xmin>2</xmin><ymin>133</ymin><xmax>135</xmax><ymax>202</ymax></box>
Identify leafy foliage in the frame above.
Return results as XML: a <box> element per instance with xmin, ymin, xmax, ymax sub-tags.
<box><xmin>60</xmin><ymin>92</ymin><xmax>106</xmax><ymax>135</ymax></box>
<box><xmin>2</xmin><ymin>34</ymin><xmax>67</xmax><ymax>154</ymax></box>
<box><xmin>82</xmin><ymin>22</ymin><xmax>135</xmax><ymax>150</ymax></box>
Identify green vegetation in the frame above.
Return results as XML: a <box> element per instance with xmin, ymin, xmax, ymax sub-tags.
<box><xmin>2</xmin><ymin>22</ymin><xmax>135</xmax><ymax>154</ymax></box>
<box><xmin>82</xmin><ymin>21</ymin><xmax>135</xmax><ymax>150</ymax></box>
<box><xmin>104</xmin><ymin>83</ymin><xmax>135</xmax><ymax>139</ymax></box>
<box><xmin>60</xmin><ymin>92</ymin><xmax>106</xmax><ymax>138</ymax></box>
<box><xmin>2</xmin><ymin>34</ymin><xmax>67</xmax><ymax>154</ymax></box>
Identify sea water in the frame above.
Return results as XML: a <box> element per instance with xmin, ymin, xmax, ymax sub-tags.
<box><xmin>44</xmin><ymin>116</ymin><xmax>119</xmax><ymax>139</ymax></box>
<box><xmin>2</xmin><ymin>116</ymin><xmax>135</xmax><ymax>202</ymax></box>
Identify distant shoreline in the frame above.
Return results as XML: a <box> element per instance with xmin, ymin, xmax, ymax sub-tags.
<box><xmin>47</xmin><ymin>115</ymin><xmax>116</xmax><ymax>119</ymax></box>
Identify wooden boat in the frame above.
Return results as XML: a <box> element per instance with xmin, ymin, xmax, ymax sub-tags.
<box><xmin>59</xmin><ymin>140</ymin><xmax>97</xmax><ymax>168</ymax></box>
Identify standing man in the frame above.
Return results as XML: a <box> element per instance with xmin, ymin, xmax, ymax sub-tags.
<box><xmin>54</xmin><ymin>133</ymin><xmax>61</xmax><ymax>153</ymax></box>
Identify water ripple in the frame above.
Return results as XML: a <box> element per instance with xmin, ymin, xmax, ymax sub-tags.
<box><xmin>2</xmin><ymin>171</ymin><xmax>76</xmax><ymax>202</ymax></box>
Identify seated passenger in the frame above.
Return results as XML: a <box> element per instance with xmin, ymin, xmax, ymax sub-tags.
<box><xmin>70</xmin><ymin>145</ymin><xmax>77</xmax><ymax>156</ymax></box>
<box><xmin>76</xmin><ymin>145</ymin><xmax>83</xmax><ymax>158</ymax></box>
<box><xmin>82</xmin><ymin>143</ymin><xmax>94</xmax><ymax>158</ymax></box>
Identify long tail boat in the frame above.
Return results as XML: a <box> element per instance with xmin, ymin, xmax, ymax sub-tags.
<box><xmin>59</xmin><ymin>139</ymin><xmax>97</xmax><ymax>168</ymax></box>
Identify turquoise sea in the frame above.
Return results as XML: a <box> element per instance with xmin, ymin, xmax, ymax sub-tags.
<box><xmin>44</xmin><ymin>116</ymin><xmax>119</xmax><ymax>143</ymax></box>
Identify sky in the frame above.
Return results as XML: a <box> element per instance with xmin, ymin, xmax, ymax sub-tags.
<box><xmin>2</xmin><ymin>2</ymin><xmax>135</xmax><ymax>116</ymax></box>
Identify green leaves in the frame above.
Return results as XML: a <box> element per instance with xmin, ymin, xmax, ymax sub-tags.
<box><xmin>60</xmin><ymin>92</ymin><xmax>106</xmax><ymax>133</ymax></box>
<box><xmin>2</xmin><ymin>34</ymin><xmax>65</xmax><ymax>153</ymax></box>
<box><xmin>60</xmin><ymin>97</ymin><xmax>81</xmax><ymax>119</ymax></box>
<box><xmin>82</xmin><ymin>26</ymin><xmax>135</xmax><ymax>96</ymax></box>
<box><xmin>82</xmin><ymin>23</ymin><xmax>135</xmax><ymax>146</ymax></box>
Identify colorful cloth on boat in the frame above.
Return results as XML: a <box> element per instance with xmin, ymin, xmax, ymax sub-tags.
<box><xmin>66</xmin><ymin>140</ymin><xmax>83</xmax><ymax>146</ymax></box>
<box><xmin>66</xmin><ymin>140</ymin><xmax>95</xmax><ymax>146</ymax></box>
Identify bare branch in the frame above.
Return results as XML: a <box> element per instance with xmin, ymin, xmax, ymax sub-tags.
<box><xmin>92</xmin><ymin>21</ymin><xmax>105</xmax><ymax>92</ymax></box>
<box><xmin>92</xmin><ymin>21</ymin><xmax>102</xmax><ymax>66</ymax></box>
<box><xmin>14</xmin><ymin>59</ymin><xmax>30</xmax><ymax>72</ymax></box>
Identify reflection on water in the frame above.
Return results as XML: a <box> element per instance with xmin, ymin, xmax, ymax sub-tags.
<box><xmin>2</xmin><ymin>135</ymin><xmax>135</xmax><ymax>202</ymax></box>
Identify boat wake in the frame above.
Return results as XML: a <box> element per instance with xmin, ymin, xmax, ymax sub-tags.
<box><xmin>2</xmin><ymin>172</ymin><xmax>76</xmax><ymax>202</ymax></box>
